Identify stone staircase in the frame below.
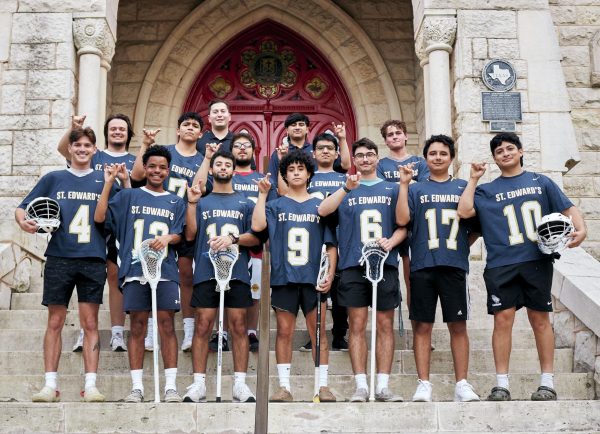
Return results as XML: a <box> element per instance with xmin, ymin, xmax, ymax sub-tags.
<box><xmin>0</xmin><ymin>245</ymin><xmax>598</xmax><ymax>433</ymax></box>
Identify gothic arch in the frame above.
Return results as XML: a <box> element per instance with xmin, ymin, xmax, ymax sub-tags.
<box><xmin>131</xmin><ymin>0</ymin><xmax>403</xmax><ymax>142</ymax></box>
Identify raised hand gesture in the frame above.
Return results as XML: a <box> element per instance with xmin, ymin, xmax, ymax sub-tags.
<box><xmin>205</xmin><ymin>142</ymin><xmax>220</xmax><ymax>160</ymax></box>
<box><xmin>276</xmin><ymin>137</ymin><xmax>289</xmax><ymax>160</ymax></box>
<box><xmin>71</xmin><ymin>115</ymin><xmax>86</xmax><ymax>130</ymax></box>
<box><xmin>345</xmin><ymin>171</ymin><xmax>361</xmax><ymax>190</ymax></box>
<box><xmin>142</xmin><ymin>128</ymin><xmax>161</xmax><ymax>148</ymax></box>
<box><xmin>469</xmin><ymin>162</ymin><xmax>487</xmax><ymax>180</ymax></box>
<box><xmin>254</xmin><ymin>174</ymin><xmax>272</xmax><ymax>195</ymax></box>
<box><xmin>331</xmin><ymin>121</ymin><xmax>346</xmax><ymax>140</ymax></box>
<box><xmin>399</xmin><ymin>163</ymin><xmax>415</xmax><ymax>185</ymax></box>
<box><xmin>186</xmin><ymin>182</ymin><xmax>203</xmax><ymax>204</ymax></box>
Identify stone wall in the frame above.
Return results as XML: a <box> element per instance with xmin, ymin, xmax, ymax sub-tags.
<box><xmin>550</xmin><ymin>0</ymin><xmax>600</xmax><ymax>260</ymax></box>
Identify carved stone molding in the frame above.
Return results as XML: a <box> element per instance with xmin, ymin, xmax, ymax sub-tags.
<box><xmin>73</xmin><ymin>18</ymin><xmax>115</xmax><ymax>62</ymax></box>
<box><xmin>421</xmin><ymin>16</ymin><xmax>457</xmax><ymax>54</ymax></box>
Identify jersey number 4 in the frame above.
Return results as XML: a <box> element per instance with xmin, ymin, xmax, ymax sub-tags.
<box><xmin>69</xmin><ymin>205</ymin><xmax>91</xmax><ymax>243</ymax></box>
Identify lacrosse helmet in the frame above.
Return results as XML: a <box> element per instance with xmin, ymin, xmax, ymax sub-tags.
<box><xmin>536</xmin><ymin>213</ymin><xmax>574</xmax><ymax>254</ymax></box>
<box><xmin>25</xmin><ymin>197</ymin><xmax>60</xmax><ymax>234</ymax></box>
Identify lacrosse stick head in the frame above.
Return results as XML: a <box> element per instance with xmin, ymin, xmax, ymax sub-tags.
<box><xmin>25</xmin><ymin>197</ymin><xmax>61</xmax><ymax>234</ymax></box>
<box><xmin>537</xmin><ymin>213</ymin><xmax>574</xmax><ymax>254</ymax></box>
<box><xmin>209</xmin><ymin>245</ymin><xmax>239</xmax><ymax>292</ymax></box>
<box><xmin>138</xmin><ymin>239</ymin><xmax>165</xmax><ymax>288</ymax></box>
<box><xmin>317</xmin><ymin>245</ymin><xmax>330</xmax><ymax>287</ymax></box>
<box><xmin>359</xmin><ymin>240</ymin><xmax>389</xmax><ymax>284</ymax></box>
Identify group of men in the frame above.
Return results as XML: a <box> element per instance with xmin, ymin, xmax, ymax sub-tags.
<box><xmin>16</xmin><ymin>104</ymin><xmax>586</xmax><ymax>404</ymax></box>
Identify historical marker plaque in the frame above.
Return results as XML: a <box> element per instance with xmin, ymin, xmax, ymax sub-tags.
<box><xmin>482</xmin><ymin>59</ymin><xmax>516</xmax><ymax>92</ymax></box>
<box><xmin>481</xmin><ymin>92</ymin><xmax>522</xmax><ymax>121</ymax></box>
<box><xmin>489</xmin><ymin>120</ymin><xmax>517</xmax><ymax>132</ymax></box>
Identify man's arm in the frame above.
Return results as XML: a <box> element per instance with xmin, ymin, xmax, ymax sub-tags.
<box><xmin>94</xmin><ymin>164</ymin><xmax>120</xmax><ymax>224</ymax></box>
<box><xmin>184</xmin><ymin>183</ymin><xmax>202</xmax><ymax>242</ymax></box>
<box><xmin>457</xmin><ymin>162</ymin><xmax>486</xmax><ymax>219</ymax></box>
<box><xmin>130</xmin><ymin>128</ymin><xmax>160</xmax><ymax>182</ymax></box>
<box><xmin>192</xmin><ymin>143</ymin><xmax>218</xmax><ymax>195</ymax></box>
<box><xmin>15</xmin><ymin>208</ymin><xmax>38</xmax><ymax>234</ymax></box>
<box><xmin>563</xmin><ymin>206</ymin><xmax>587</xmax><ymax>248</ymax></box>
<box><xmin>378</xmin><ymin>226</ymin><xmax>407</xmax><ymax>252</ymax></box>
<box><xmin>396</xmin><ymin>164</ymin><xmax>415</xmax><ymax>226</ymax></box>
<box><xmin>251</xmin><ymin>176</ymin><xmax>271</xmax><ymax>232</ymax></box>
<box><xmin>57</xmin><ymin>115</ymin><xmax>86</xmax><ymax>160</ymax></box>
<box><xmin>332</xmin><ymin>121</ymin><xmax>351</xmax><ymax>171</ymax></box>
<box><xmin>318</xmin><ymin>172</ymin><xmax>360</xmax><ymax>217</ymax></box>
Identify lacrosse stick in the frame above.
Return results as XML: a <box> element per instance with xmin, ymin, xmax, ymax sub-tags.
<box><xmin>359</xmin><ymin>240</ymin><xmax>389</xmax><ymax>402</ymax></box>
<box><xmin>138</xmin><ymin>239</ymin><xmax>166</xmax><ymax>403</ymax></box>
<box><xmin>313</xmin><ymin>245</ymin><xmax>330</xmax><ymax>403</ymax></box>
<box><xmin>209</xmin><ymin>245</ymin><xmax>239</xmax><ymax>402</ymax></box>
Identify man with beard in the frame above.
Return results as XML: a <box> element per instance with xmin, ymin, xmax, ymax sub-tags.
<box><xmin>182</xmin><ymin>150</ymin><xmax>260</xmax><ymax>403</ymax></box>
<box><xmin>58</xmin><ymin>114</ymin><xmax>136</xmax><ymax>353</ymax></box>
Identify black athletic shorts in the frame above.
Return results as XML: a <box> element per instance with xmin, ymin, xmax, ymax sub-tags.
<box><xmin>191</xmin><ymin>280</ymin><xmax>252</xmax><ymax>309</ymax></box>
<box><xmin>122</xmin><ymin>280</ymin><xmax>180</xmax><ymax>313</ymax></box>
<box><xmin>399</xmin><ymin>237</ymin><xmax>410</xmax><ymax>257</ymax></box>
<box><xmin>175</xmin><ymin>238</ymin><xmax>195</xmax><ymax>258</ymax></box>
<box><xmin>483</xmin><ymin>258</ymin><xmax>553</xmax><ymax>314</ymax></box>
<box><xmin>338</xmin><ymin>265</ymin><xmax>400</xmax><ymax>310</ymax></box>
<box><xmin>409</xmin><ymin>266</ymin><xmax>469</xmax><ymax>323</ymax></box>
<box><xmin>43</xmin><ymin>256</ymin><xmax>106</xmax><ymax>307</ymax></box>
<box><xmin>106</xmin><ymin>235</ymin><xmax>118</xmax><ymax>264</ymax></box>
<box><xmin>271</xmin><ymin>283</ymin><xmax>320</xmax><ymax>316</ymax></box>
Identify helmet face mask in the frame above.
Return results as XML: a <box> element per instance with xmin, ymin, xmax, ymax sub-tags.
<box><xmin>25</xmin><ymin>197</ymin><xmax>61</xmax><ymax>234</ymax></box>
<box><xmin>536</xmin><ymin>213</ymin><xmax>574</xmax><ymax>255</ymax></box>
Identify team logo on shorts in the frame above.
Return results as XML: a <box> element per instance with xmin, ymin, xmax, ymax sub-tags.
<box><xmin>251</xmin><ymin>284</ymin><xmax>259</xmax><ymax>292</ymax></box>
<box><xmin>491</xmin><ymin>295</ymin><xmax>502</xmax><ymax>307</ymax></box>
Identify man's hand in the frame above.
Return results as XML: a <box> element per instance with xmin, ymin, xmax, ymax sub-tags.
<box><xmin>317</xmin><ymin>275</ymin><xmax>333</xmax><ymax>293</ymax></box>
<box><xmin>345</xmin><ymin>171</ymin><xmax>361</xmax><ymax>190</ymax></box>
<box><xmin>103</xmin><ymin>163</ymin><xmax>119</xmax><ymax>183</ymax></box>
<box><xmin>142</xmin><ymin>128</ymin><xmax>161</xmax><ymax>148</ymax></box>
<box><xmin>568</xmin><ymin>228</ymin><xmax>587</xmax><ymax>248</ymax></box>
<box><xmin>205</xmin><ymin>142</ymin><xmax>220</xmax><ymax>160</ymax></box>
<box><xmin>71</xmin><ymin>115</ymin><xmax>86</xmax><ymax>130</ymax></box>
<box><xmin>209</xmin><ymin>235</ymin><xmax>233</xmax><ymax>252</ymax></box>
<box><xmin>399</xmin><ymin>163</ymin><xmax>415</xmax><ymax>185</ymax></box>
<box><xmin>149</xmin><ymin>234</ymin><xmax>170</xmax><ymax>251</ymax></box>
<box><xmin>187</xmin><ymin>182</ymin><xmax>203</xmax><ymax>203</ymax></box>
<box><xmin>115</xmin><ymin>163</ymin><xmax>130</xmax><ymax>185</ymax></box>
<box><xmin>470</xmin><ymin>162</ymin><xmax>487</xmax><ymax>180</ymax></box>
<box><xmin>377</xmin><ymin>237</ymin><xmax>394</xmax><ymax>252</ymax></box>
<box><xmin>276</xmin><ymin>138</ymin><xmax>289</xmax><ymax>160</ymax></box>
<box><xmin>18</xmin><ymin>218</ymin><xmax>38</xmax><ymax>234</ymax></box>
<box><xmin>332</xmin><ymin>121</ymin><xmax>346</xmax><ymax>141</ymax></box>
<box><xmin>254</xmin><ymin>174</ymin><xmax>272</xmax><ymax>194</ymax></box>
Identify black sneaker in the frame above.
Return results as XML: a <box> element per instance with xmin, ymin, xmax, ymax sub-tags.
<box><xmin>248</xmin><ymin>333</ymin><xmax>259</xmax><ymax>352</ymax></box>
<box><xmin>298</xmin><ymin>339</ymin><xmax>312</xmax><ymax>352</ymax></box>
<box><xmin>208</xmin><ymin>333</ymin><xmax>229</xmax><ymax>352</ymax></box>
<box><xmin>332</xmin><ymin>336</ymin><xmax>349</xmax><ymax>351</ymax></box>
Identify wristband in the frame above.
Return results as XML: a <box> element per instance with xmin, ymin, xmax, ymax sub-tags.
<box><xmin>229</xmin><ymin>233</ymin><xmax>240</xmax><ymax>244</ymax></box>
<box><xmin>187</xmin><ymin>200</ymin><xmax>198</xmax><ymax>204</ymax></box>
<box><xmin>342</xmin><ymin>185</ymin><xmax>351</xmax><ymax>194</ymax></box>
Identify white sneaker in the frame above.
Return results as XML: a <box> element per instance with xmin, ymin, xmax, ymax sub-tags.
<box><xmin>349</xmin><ymin>387</ymin><xmax>368</xmax><ymax>402</ymax></box>
<box><xmin>181</xmin><ymin>333</ymin><xmax>192</xmax><ymax>352</ymax></box>
<box><xmin>412</xmin><ymin>379</ymin><xmax>433</xmax><ymax>402</ymax></box>
<box><xmin>124</xmin><ymin>389</ymin><xmax>144</xmax><ymax>403</ymax></box>
<box><xmin>32</xmin><ymin>386</ymin><xmax>60</xmax><ymax>402</ymax></box>
<box><xmin>72</xmin><ymin>329</ymin><xmax>84</xmax><ymax>352</ymax></box>
<box><xmin>164</xmin><ymin>389</ymin><xmax>183</xmax><ymax>403</ymax></box>
<box><xmin>83</xmin><ymin>386</ymin><xmax>105</xmax><ymax>402</ymax></box>
<box><xmin>454</xmin><ymin>380</ymin><xmax>480</xmax><ymax>402</ymax></box>
<box><xmin>110</xmin><ymin>332</ymin><xmax>127</xmax><ymax>352</ymax></box>
<box><xmin>144</xmin><ymin>332</ymin><xmax>154</xmax><ymax>352</ymax></box>
<box><xmin>233</xmin><ymin>382</ymin><xmax>256</xmax><ymax>403</ymax></box>
<box><xmin>182</xmin><ymin>383</ymin><xmax>206</xmax><ymax>403</ymax></box>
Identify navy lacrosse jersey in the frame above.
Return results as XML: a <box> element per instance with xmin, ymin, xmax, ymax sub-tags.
<box><xmin>377</xmin><ymin>155</ymin><xmax>429</xmax><ymax>183</ymax></box>
<box><xmin>474</xmin><ymin>171</ymin><xmax>573</xmax><ymax>269</ymax></box>
<box><xmin>192</xmin><ymin>192</ymin><xmax>255</xmax><ymax>285</ymax></box>
<box><xmin>336</xmin><ymin>181</ymin><xmax>400</xmax><ymax>270</ymax></box>
<box><xmin>408</xmin><ymin>178</ymin><xmax>472</xmax><ymax>272</ymax></box>
<box><xmin>163</xmin><ymin>144</ymin><xmax>204</xmax><ymax>198</ymax></box>
<box><xmin>266</xmin><ymin>197</ymin><xmax>334</xmax><ymax>286</ymax></box>
<box><xmin>18</xmin><ymin>170</ymin><xmax>114</xmax><ymax>259</ymax></box>
<box><xmin>91</xmin><ymin>150</ymin><xmax>136</xmax><ymax>173</ymax></box>
<box><xmin>106</xmin><ymin>187</ymin><xmax>185</xmax><ymax>284</ymax></box>
<box><xmin>232</xmin><ymin>171</ymin><xmax>277</xmax><ymax>203</ymax></box>
<box><xmin>308</xmin><ymin>171</ymin><xmax>346</xmax><ymax>200</ymax></box>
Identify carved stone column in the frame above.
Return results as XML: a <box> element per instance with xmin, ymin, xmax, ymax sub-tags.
<box><xmin>73</xmin><ymin>18</ymin><xmax>115</xmax><ymax>140</ymax></box>
<box><xmin>415</xmin><ymin>37</ymin><xmax>430</xmax><ymax>138</ymax></box>
<box><xmin>418</xmin><ymin>16</ymin><xmax>457</xmax><ymax>136</ymax></box>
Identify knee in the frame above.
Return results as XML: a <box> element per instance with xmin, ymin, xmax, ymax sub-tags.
<box><xmin>447</xmin><ymin>321</ymin><xmax>467</xmax><ymax>336</ymax></box>
<box><xmin>276</xmin><ymin>324</ymin><xmax>293</xmax><ymax>341</ymax></box>
<box><xmin>529</xmin><ymin>314</ymin><xmax>550</xmax><ymax>332</ymax></box>
<box><xmin>47</xmin><ymin>313</ymin><xmax>66</xmax><ymax>332</ymax></box>
<box><xmin>414</xmin><ymin>322</ymin><xmax>433</xmax><ymax>335</ymax></box>
<box><xmin>494</xmin><ymin>311</ymin><xmax>514</xmax><ymax>329</ymax></box>
<box><xmin>81</xmin><ymin>316</ymin><xmax>98</xmax><ymax>333</ymax></box>
<box><xmin>129</xmin><ymin>317</ymin><xmax>147</xmax><ymax>338</ymax></box>
<box><xmin>229</xmin><ymin>318</ymin><xmax>247</xmax><ymax>338</ymax></box>
<box><xmin>376</xmin><ymin>316</ymin><xmax>394</xmax><ymax>334</ymax></box>
<box><xmin>194</xmin><ymin>318</ymin><xmax>212</xmax><ymax>339</ymax></box>
<box><xmin>158</xmin><ymin>317</ymin><xmax>175</xmax><ymax>335</ymax></box>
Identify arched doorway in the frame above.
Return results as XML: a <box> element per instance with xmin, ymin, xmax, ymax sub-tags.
<box><xmin>183</xmin><ymin>20</ymin><xmax>356</xmax><ymax>171</ymax></box>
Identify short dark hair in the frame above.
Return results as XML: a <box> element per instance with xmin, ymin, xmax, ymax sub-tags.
<box><xmin>208</xmin><ymin>99</ymin><xmax>230</xmax><ymax>112</ymax></box>
<box><xmin>177</xmin><ymin>111</ymin><xmax>203</xmax><ymax>129</ymax></box>
<box><xmin>380</xmin><ymin>120</ymin><xmax>407</xmax><ymax>139</ymax></box>
<box><xmin>312</xmin><ymin>133</ymin><xmax>338</xmax><ymax>151</ymax></box>
<box><xmin>70</xmin><ymin>127</ymin><xmax>96</xmax><ymax>145</ymax></box>
<box><xmin>104</xmin><ymin>114</ymin><xmax>134</xmax><ymax>150</ymax></box>
<box><xmin>279</xmin><ymin>150</ymin><xmax>315</xmax><ymax>186</ymax></box>
<box><xmin>490</xmin><ymin>132</ymin><xmax>523</xmax><ymax>166</ymax></box>
<box><xmin>210</xmin><ymin>150</ymin><xmax>236</xmax><ymax>169</ymax></box>
<box><xmin>352</xmin><ymin>137</ymin><xmax>378</xmax><ymax>156</ymax></box>
<box><xmin>143</xmin><ymin>145</ymin><xmax>171</xmax><ymax>166</ymax></box>
<box><xmin>231</xmin><ymin>132</ymin><xmax>255</xmax><ymax>150</ymax></box>
<box><xmin>423</xmin><ymin>134</ymin><xmax>455</xmax><ymax>159</ymax></box>
<box><xmin>284</xmin><ymin>112</ymin><xmax>310</xmax><ymax>128</ymax></box>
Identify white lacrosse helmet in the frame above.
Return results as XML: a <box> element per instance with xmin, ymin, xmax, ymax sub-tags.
<box><xmin>25</xmin><ymin>197</ymin><xmax>61</xmax><ymax>234</ymax></box>
<box><xmin>536</xmin><ymin>213</ymin><xmax>574</xmax><ymax>254</ymax></box>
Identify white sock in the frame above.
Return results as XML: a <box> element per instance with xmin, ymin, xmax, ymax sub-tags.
<box><xmin>277</xmin><ymin>363</ymin><xmax>291</xmax><ymax>391</ymax></box>
<box><xmin>84</xmin><ymin>372</ymin><xmax>97</xmax><ymax>390</ymax></box>
<box><xmin>111</xmin><ymin>325</ymin><xmax>124</xmax><ymax>337</ymax></box>
<box><xmin>45</xmin><ymin>372</ymin><xmax>58</xmax><ymax>390</ymax></box>
<box><xmin>319</xmin><ymin>365</ymin><xmax>329</xmax><ymax>387</ymax></box>
<box><xmin>234</xmin><ymin>372</ymin><xmax>246</xmax><ymax>386</ymax></box>
<box><xmin>456</xmin><ymin>379</ymin><xmax>468</xmax><ymax>387</ymax></box>
<box><xmin>376</xmin><ymin>373</ymin><xmax>389</xmax><ymax>394</ymax></box>
<box><xmin>164</xmin><ymin>368</ymin><xmax>177</xmax><ymax>392</ymax></box>
<box><xmin>183</xmin><ymin>318</ymin><xmax>195</xmax><ymax>336</ymax></box>
<box><xmin>193</xmin><ymin>373</ymin><xmax>206</xmax><ymax>386</ymax></box>
<box><xmin>131</xmin><ymin>369</ymin><xmax>144</xmax><ymax>393</ymax></box>
<box><xmin>540</xmin><ymin>372</ymin><xmax>554</xmax><ymax>389</ymax></box>
<box><xmin>146</xmin><ymin>318</ymin><xmax>153</xmax><ymax>338</ymax></box>
<box><xmin>496</xmin><ymin>373</ymin><xmax>509</xmax><ymax>390</ymax></box>
<box><xmin>247</xmin><ymin>329</ymin><xmax>257</xmax><ymax>336</ymax></box>
<box><xmin>355</xmin><ymin>373</ymin><xmax>368</xmax><ymax>391</ymax></box>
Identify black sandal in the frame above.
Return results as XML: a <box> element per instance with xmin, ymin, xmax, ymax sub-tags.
<box><xmin>531</xmin><ymin>386</ymin><xmax>557</xmax><ymax>401</ymax></box>
<box><xmin>487</xmin><ymin>386</ymin><xmax>511</xmax><ymax>401</ymax></box>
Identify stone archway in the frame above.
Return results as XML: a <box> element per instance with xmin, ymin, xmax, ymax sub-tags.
<box><xmin>132</xmin><ymin>0</ymin><xmax>403</xmax><ymax>143</ymax></box>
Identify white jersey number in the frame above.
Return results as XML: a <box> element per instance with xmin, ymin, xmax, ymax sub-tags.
<box><xmin>288</xmin><ymin>227</ymin><xmax>309</xmax><ymax>266</ymax></box>
<box><xmin>133</xmin><ymin>220</ymin><xmax>170</xmax><ymax>255</ymax></box>
<box><xmin>205</xmin><ymin>223</ymin><xmax>240</xmax><ymax>239</ymax></box>
<box><xmin>424</xmin><ymin>208</ymin><xmax>460</xmax><ymax>250</ymax></box>
<box><xmin>503</xmin><ymin>201</ymin><xmax>542</xmax><ymax>245</ymax></box>
<box><xmin>167</xmin><ymin>178</ymin><xmax>188</xmax><ymax>198</ymax></box>
<box><xmin>69</xmin><ymin>205</ymin><xmax>91</xmax><ymax>243</ymax></box>
<box><xmin>359</xmin><ymin>209</ymin><xmax>383</xmax><ymax>243</ymax></box>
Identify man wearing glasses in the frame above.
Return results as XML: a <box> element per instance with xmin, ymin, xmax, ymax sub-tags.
<box><xmin>318</xmin><ymin>138</ymin><xmax>406</xmax><ymax>402</ymax></box>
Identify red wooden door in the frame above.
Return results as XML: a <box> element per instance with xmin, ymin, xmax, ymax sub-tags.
<box><xmin>183</xmin><ymin>20</ymin><xmax>356</xmax><ymax>171</ymax></box>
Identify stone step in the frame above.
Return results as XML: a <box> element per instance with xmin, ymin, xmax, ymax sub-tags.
<box><xmin>0</xmin><ymin>327</ymin><xmax>539</xmax><ymax>351</ymax></box>
<box><xmin>0</xmin><ymin>348</ymin><xmax>574</xmax><ymax>376</ymax></box>
<box><xmin>0</xmin><ymin>372</ymin><xmax>592</xmax><ymax>403</ymax></box>
<box><xmin>0</xmin><ymin>401</ymin><xmax>598</xmax><ymax>433</ymax></box>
